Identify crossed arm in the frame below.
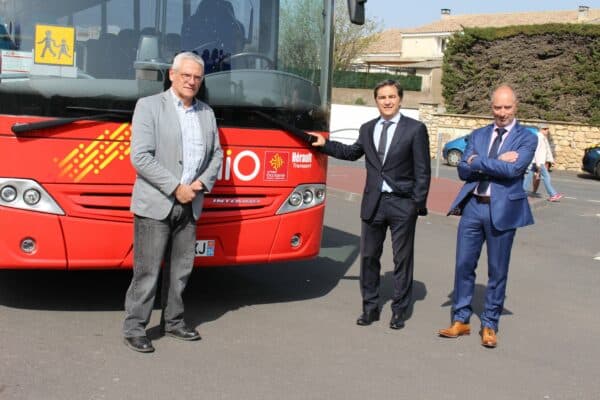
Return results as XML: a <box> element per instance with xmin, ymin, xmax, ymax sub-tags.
<box><xmin>458</xmin><ymin>133</ymin><xmax>537</xmax><ymax>182</ymax></box>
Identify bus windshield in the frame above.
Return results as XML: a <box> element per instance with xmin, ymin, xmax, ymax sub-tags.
<box><xmin>0</xmin><ymin>0</ymin><xmax>329</xmax><ymax>131</ymax></box>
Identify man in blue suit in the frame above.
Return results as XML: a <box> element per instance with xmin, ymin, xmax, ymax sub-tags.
<box><xmin>438</xmin><ymin>85</ymin><xmax>537</xmax><ymax>348</ymax></box>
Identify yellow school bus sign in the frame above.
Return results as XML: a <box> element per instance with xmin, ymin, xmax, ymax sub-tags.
<box><xmin>34</xmin><ymin>24</ymin><xmax>75</xmax><ymax>66</ymax></box>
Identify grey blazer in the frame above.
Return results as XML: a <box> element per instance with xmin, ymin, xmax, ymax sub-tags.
<box><xmin>130</xmin><ymin>90</ymin><xmax>223</xmax><ymax>221</ymax></box>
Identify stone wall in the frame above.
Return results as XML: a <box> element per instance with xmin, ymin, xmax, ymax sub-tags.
<box><xmin>419</xmin><ymin>103</ymin><xmax>600</xmax><ymax>171</ymax></box>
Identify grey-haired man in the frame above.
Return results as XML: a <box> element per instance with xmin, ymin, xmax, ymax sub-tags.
<box><xmin>123</xmin><ymin>51</ymin><xmax>223</xmax><ymax>353</ymax></box>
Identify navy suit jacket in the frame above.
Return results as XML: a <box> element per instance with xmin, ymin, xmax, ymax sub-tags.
<box><xmin>448</xmin><ymin>121</ymin><xmax>538</xmax><ymax>231</ymax></box>
<box><xmin>323</xmin><ymin>115</ymin><xmax>431</xmax><ymax>221</ymax></box>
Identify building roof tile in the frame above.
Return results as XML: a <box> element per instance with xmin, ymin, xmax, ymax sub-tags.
<box><xmin>402</xmin><ymin>8</ymin><xmax>600</xmax><ymax>34</ymax></box>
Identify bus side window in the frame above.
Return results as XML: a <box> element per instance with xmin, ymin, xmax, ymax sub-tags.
<box><xmin>116</xmin><ymin>29</ymin><xmax>139</xmax><ymax>79</ymax></box>
<box><xmin>75</xmin><ymin>41</ymin><xmax>86</xmax><ymax>72</ymax></box>
<box><xmin>162</xmin><ymin>33</ymin><xmax>181</xmax><ymax>63</ymax></box>
<box><xmin>85</xmin><ymin>38</ymin><xmax>101</xmax><ymax>76</ymax></box>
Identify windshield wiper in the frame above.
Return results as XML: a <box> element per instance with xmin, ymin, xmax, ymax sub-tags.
<box><xmin>11</xmin><ymin>107</ymin><xmax>132</xmax><ymax>135</ymax></box>
<box><xmin>0</xmin><ymin>73</ymin><xmax>29</xmax><ymax>80</ymax></box>
<box><xmin>253</xmin><ymin>111</ymin><xmax>317</xmax><ymax>145</ymax></box>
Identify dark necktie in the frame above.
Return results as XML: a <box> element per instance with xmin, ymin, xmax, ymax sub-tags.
<box><xmin>377</xmin><ymin>121</ymin><xmax>393</xmax><ymax>162</ymax></box>
<box><xmin>477</xmin><ymin>127</ymin><xmax>507</xmax><ymax>195</ymax></box>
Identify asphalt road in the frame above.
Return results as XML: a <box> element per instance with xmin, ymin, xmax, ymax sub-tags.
<box><xmin>0</xmin><ymin>165</ymin><xmax>599</xmax><ymax>400</ymax></box>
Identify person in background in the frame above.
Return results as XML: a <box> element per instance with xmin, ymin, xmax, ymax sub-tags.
<box><xmin>523</xmin><ymin>123</ymin><xmax>563</xmax><ymax>202</ymax></box>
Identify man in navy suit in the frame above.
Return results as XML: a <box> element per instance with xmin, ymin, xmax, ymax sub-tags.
<box><xmin>310</xmin><ymin>80</ymin><xmax>431</xmax><ymax>330</ymax></box>
<box><xmin>438</xmin><ymin>85</ymin><xmax>537</xmax><ymax>348</ymax></box>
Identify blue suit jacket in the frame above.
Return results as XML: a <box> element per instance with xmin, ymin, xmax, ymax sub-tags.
<box><xmin>448</xmin><ymin>121</ymin><xmax>538</xmax><ymax>231</ymax></box>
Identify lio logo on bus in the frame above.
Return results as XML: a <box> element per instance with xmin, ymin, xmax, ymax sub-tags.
<box><xmin>217</xmin><ymin>149</ymin><xmax>261</xmax><ymax>182</ymax></box>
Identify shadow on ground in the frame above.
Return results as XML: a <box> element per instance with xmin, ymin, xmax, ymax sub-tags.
<box><xmin>0</xmin><ymin>225</ymin><xmax>360</xmax><ymax>331</ymax></box>
<box><xmin>340</xmin><ymin>273</ymin><xmax>427</xmax><ymax>322</ymax></box>
<box><xmin>440</xmin><ymin>284</ymin><xmax>514</xmax><ymax>325</ymax></box>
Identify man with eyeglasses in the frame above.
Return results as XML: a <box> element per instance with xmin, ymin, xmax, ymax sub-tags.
<box><xmin>123</xmin><ymin>51</ymin><xmax>223</xmax><ymax>353</ymax></box>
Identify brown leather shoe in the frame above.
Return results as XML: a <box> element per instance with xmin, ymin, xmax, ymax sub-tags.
<box><xmin>438</xmin><ymin>321</ymin><xmax>470</xmax><ymax>338</ymax></box>
<box><xmin>481</xmin><ymin>327</ymin><xmax>497</xmax><ymax>348</ymax></box>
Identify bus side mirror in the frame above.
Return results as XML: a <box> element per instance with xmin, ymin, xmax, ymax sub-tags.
<box><xmin>137</xmin><ymin>35</ymin><xmax>160</xmax><ymax>61</ymax></box>
<box><xmin>347</xmin><ymin>0</ymin><xmax>367</xmax><ymax>25</ymax></box>
<box><xmin>135</xmin><ymin>35</ymin><xmax>170</xmax><ymax>81</ymax></box>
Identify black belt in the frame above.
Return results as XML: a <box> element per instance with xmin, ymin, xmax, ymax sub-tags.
<box><xmin>473</xmin><ymin>195</ymin><xmax>491</xmax><ymax>204</ymax></box>
<box><xmin>381</xmin><ymin>192</ymin><xmax>411</xmax><ymax>199</ymax></box>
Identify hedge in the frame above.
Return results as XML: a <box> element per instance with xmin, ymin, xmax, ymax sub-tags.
<box><xmin>282</xmin><ymin>67</ymin><xmax>422</xmax><ymax>91</ymax></box>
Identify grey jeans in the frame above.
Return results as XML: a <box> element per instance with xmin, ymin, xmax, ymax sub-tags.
<box><xmin>123</xmin><ymin>202</ymin><xmax>197</xmax><ymax>338</ymax></box>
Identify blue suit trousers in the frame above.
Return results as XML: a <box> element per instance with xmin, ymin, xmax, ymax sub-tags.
<box><xmin>452</xmin><ymin>196</ymin><xmax>516</xmax><ymax>331</ymax></box>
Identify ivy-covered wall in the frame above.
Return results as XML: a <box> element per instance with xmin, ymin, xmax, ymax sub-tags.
<box><xmin>442</xmin><ymin>24</ymin><xmax>600</xmax><ymax>125</ymax></box>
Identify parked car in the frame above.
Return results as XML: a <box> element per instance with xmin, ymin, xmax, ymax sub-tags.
<box><xmin>442</xmin><ymin>126</ymin><xmax>539</xmax><ymax>167</ymax></box>
<box><xmin>442</xmin><ymin>135</ymin><xmax>469</xmax><ymax>166</ymax></box>
<box><xmin>582</xmin><ymin>145</ymin><xmax>600</xmax><ymax>178</ymax></box>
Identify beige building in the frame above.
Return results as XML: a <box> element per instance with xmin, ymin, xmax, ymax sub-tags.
<box><xmin>358</xmin><ymin>6</ymin><xmax>600</xmax><ymax>103</ymax></box>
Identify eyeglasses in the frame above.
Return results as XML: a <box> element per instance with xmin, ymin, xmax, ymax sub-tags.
<box><xmin>179</xmin><ymin>72</ymin><xmax>203</xmax><ymax>82</ymax></box>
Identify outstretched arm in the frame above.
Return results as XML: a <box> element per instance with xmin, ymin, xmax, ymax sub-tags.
<box><xmin>309</xmin><ymin>131</ymin><xmax>365</xmax><ymax>161</ymax></box>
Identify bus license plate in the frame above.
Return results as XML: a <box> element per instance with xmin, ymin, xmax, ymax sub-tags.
<box><xmin>195</xmin><ymin>240</ymin><xmax>215</xmax><ymax>257</ymax></box>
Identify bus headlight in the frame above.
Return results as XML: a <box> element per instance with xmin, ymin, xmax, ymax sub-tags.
<box><xmin>0</xmin><ymin>185</ymin><xmax>17</xmax><ymax>202</ymax></box>
<box><xmin>277</xmin><ymin>184</ymin><xmax>326</xmax><ymax>215</ymax></box>
<box><xmin>315</xmin><ymin>188</ymin><xmax>325</xmax><ymax>201</ymax></box>
<box><xmin>302</xmin><ymin>189</ymin><xmax>314</xmax><ymax>204</ymax></box>
<box><xmin>20</xmin><ymin>238</ymin><xmax>37</xmax><ymax>254</ymax></box>
<box><xmin>0</xmin><ymin>178</ymin><xmax>64</xmax><ymax>215</ymax></box>
<box><xmin>23</xmin><ymin>189</ymin><xmax>42</xmax><ymax>205</ymax></box>
<box><xmin>290</xmin><ymin>234</ymin><xmax>302</xmax><ymax>248</ymax></box>
<box><xmin>288</xmin><ymin>191</ymin><xmax>302</xmax><ymax>207</ymax></box>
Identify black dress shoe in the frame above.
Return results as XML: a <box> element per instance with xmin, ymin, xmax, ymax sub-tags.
<box><xmin>124</xmin><ymin>336</ymin><xmax>155</xmax><ymax>353</ymax></box>
<box><xmin>356</xmin><ymin>310</ymin><xmax>380</xmax><ymax>326</ymax></box>
<box><xmin>165</xmin><ymin>326</ymin><xmax>201</xmax><ymax>341</ymax></box>
<box><xmin>389</xmin><ymin>313</ymin><xmax>405</xmax><ymax>330</ymax></box>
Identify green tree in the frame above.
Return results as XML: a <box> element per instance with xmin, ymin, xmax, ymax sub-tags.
<box><xmin>333</xmin><ymin>0</ymin><xmax>380</xmax><ymax>71</ymax></box>
<box><xmin>278</xmin><ymin>0</ymin><xmax>322</xmax><ymax>72</ymax></box>
<box><xmin>279</xmin><ymin>0</ymin><xmax>381</xmax><ymax>72</ymax></box>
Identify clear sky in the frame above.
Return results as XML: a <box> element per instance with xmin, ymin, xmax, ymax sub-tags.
<box><xmin>366</xmin><ymin>0</ymin><xmax>600</xmax><ymax>30</ymax></box>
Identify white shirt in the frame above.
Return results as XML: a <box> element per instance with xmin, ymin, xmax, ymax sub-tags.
<box><xmin>475</xmin><ymin>119</ymin><xmax>516</xmax><ymax>197</ymax></box>
<box><xmin>531</xmin><ymin>132</ymin><xmax>554</xmax><ymax>166</ymax></box>
<box><xmin>170</xmin><ymin>89</ymin><xmax>205</xmax><ymax>185</ymax></box>
<box><xmin>373</xmin><ymin>112</ymin><xmax>401</xmax><ymax>192</ymax></box>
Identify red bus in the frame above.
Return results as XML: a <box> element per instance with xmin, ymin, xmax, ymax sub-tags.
<box><xmin>0</xmin><ymin>0</ymin><xmax>365</xmax><ymax>269</ymax></box>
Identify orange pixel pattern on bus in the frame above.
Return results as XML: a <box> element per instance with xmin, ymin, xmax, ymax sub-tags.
<box><xmin>54</xmin><ymin>123</ymin><xmax>131</xmax><ymax>182</ymax></box>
